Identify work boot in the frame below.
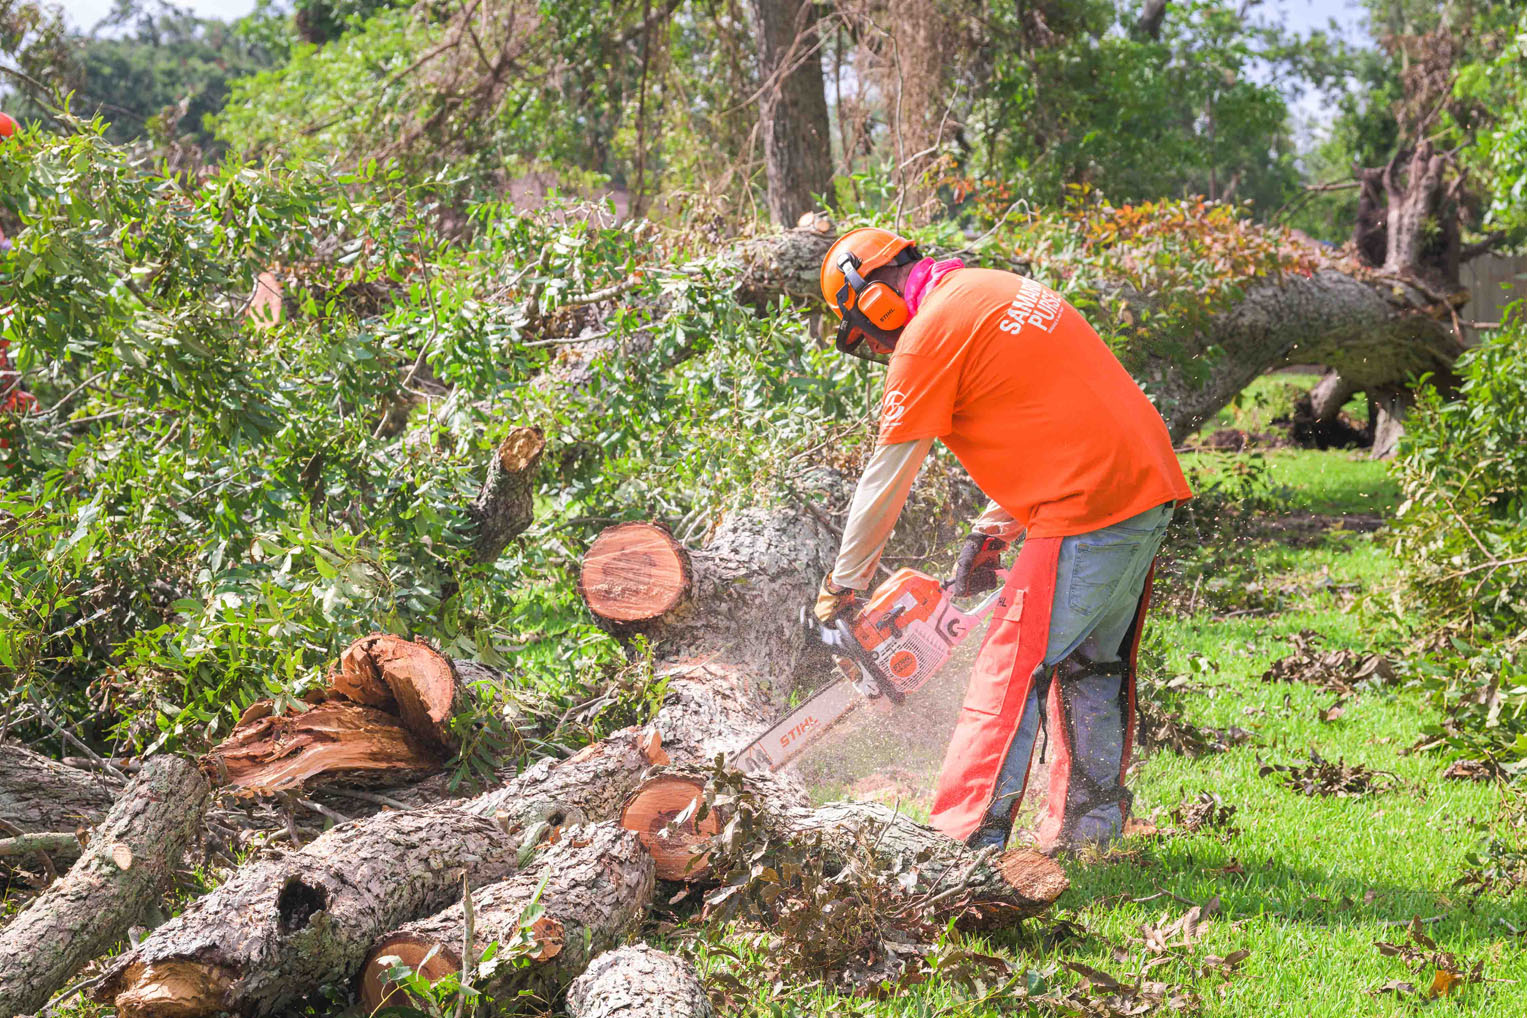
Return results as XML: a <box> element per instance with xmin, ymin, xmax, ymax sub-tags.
<box><xmin>965</xmin><ymin>815</ymin><xmax>1013</xmax><ymax>853</ymax></box>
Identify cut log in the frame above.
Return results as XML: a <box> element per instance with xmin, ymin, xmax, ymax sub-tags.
<box><xmin>100</xmin><ymin>724</ymin><xmax>668</xmax><ymax>1018</ymax></box>
<box><xmin>566</xmin><ymin>945</ymin><xmax>714</xmax><ymax>1018</ymax></box>
<box><xmin>0</xmin><ymin>756</ymin><xmax>209</xmax><ymax>1018</ymax></box>
<box><xmin>619</xmin><ymin>775</ymin><xmax>720</xmax><ymax>881</ymax></box>
<box><xmin>96</xmin><ymin>807</ymin><xmax>522</xmax><ymax>1018</ymax></box>
<box><xmin>0</xmin><ymin>740</ymin><xmax>120</xmax><ymax>835</ymax></box>
<box><xmin>579</xmin><ymin>522</ymin><xmax>692</xmax><ymax>625</ymax></box>
<box><xmin>359</xmin><ymin>823</ymin><xmax>655</xmax><ymax>1012</ymax></box>
<box><xmin>644</xmin><ymin>503</ymin><xmax>840</xmax><ymax>767</ymax></box>
<box><xmin>204</xmin><ymin>634</ymin><xmax>461</xmax><ymax>795</ymax></box>
<box><xmin>619</xmin><ymin>772</ymin><xmax>1068</xmax><ymax>928</ymax></box>
<box><xmin>466</xmin><ymin>425</ymin><xmax>546</xmax><ymax>565</ymax></box>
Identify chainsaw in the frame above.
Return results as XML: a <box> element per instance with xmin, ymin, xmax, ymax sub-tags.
<box><xmin>736</xmin><ymin>566</ymin><xmax>1008</xmax><ymax>773</ymax></box>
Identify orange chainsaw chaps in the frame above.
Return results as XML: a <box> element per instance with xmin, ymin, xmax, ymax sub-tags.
<box><xmin>930</xmin><ymin>537</ymin><xmax>1062</xmax><ymax>843</ymax></box>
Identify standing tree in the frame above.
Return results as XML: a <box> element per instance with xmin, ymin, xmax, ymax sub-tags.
<box><xmin>750</xmin><ymin>0</ymin><xmax>833</xmax><ymax>225</ymax></box>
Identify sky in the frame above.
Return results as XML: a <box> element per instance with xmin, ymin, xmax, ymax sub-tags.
<box><xmin>59</xmin><ymin>0</ymin><xmax>258</xmax><ymax>33</ymax></box>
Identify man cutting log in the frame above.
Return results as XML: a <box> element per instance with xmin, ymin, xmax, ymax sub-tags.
<box><xmin>812</xmin><ymin>228</ymin><xmax>1191</xmax><ymax>855</ymax></box>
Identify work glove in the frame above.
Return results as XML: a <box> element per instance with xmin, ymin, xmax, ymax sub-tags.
<box><xmin>814</xmin><ymin>575</ymin><xmax>862</xmax><ymax>624</ymax></box>
<box><xmin>951</xmin><ymin>532</ymin><xmax>1008</xmax><ymax>597</ymax></box>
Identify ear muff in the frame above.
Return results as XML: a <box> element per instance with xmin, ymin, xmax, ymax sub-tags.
<box><xmin>832</xmin><ymin>246</ymin><xmax>920</xmax><ymax>361</ymax></box>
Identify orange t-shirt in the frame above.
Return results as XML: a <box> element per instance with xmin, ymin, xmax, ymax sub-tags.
<box><xmin>878</xmin><ymin>268</ymin><xmax>1191</xmax><ymax>538</ymax></box>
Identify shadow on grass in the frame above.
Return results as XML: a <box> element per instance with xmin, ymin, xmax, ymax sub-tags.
<box><xmin>1049</xmin><ymin>833</ymin><xmax>1523</xmax><ymax>952</ymax></box>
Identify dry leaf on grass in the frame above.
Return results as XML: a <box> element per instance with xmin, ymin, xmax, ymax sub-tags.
<box><xmin>1258</xmin><ymin>750</ymin><xmax>1400</xmax><ymax>798</ymax></box>
<box><xmin>1261</xmin><ymin>629</ymin><xmax>1397</xmax><ymax>695</ymax></box>
<box><xmin>1168</xmin><ymin>792</ymin><xmax>1238</xmax><ymax>835</ymax></box>
<box><xmin>1372</xmin><ymin>918</ymin><xmax>1484</xmax><ymax>1000</ymax></box>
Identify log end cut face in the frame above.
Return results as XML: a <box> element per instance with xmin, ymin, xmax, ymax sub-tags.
<box><xmin>109</xmin><ymin>961</ymin><xmax>236</xmax><ymax>1018</ymax></box>
<box><xmin>620</xmin><ymin>776</ymin><xmax>719</xmax><ymax>881</ymax></box>
<box><xmin>998</xmin><ymin>849</ymin><xmax>1069</xmax><ymax>904</ymax></box>
<box><xmin>580</xmin><ymin>523</ymin><xmax>691</xmax><ymax>624</ymax></box>
<box><xmin>359</xmin><ymin>933</ymin><xmax>464</xmax><ymax>1013</ymax></box>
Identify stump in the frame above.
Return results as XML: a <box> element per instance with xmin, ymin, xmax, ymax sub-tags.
<box><xmin>579</xmin><ymin>522</ymin><xmax>691</xmax><ymax>625</ymax></box>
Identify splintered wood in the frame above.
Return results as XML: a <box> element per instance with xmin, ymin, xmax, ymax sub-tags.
<box><xmin>203</xmin><ymin>634</ymin><xmax>460</xmax><ymax>794</ymax></box>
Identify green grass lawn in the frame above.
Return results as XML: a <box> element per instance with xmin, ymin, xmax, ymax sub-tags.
<box><xmin>693</xmin><ymin>448</ymin><xmax>1526</xmax><ymax>1016</ymax></box>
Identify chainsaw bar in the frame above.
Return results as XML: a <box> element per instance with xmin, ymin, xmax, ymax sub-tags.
<box><xmin>735</xmin><ymin>677</ymin><xmax>865</xmax><ymax>773</ymax></box>
<box><xmin>736</xmin><ymin>568</ymin><xmax>1008</xmax><ymax>774</ymax></box>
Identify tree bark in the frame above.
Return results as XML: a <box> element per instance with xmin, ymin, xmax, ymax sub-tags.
<box><xmin>95</xmin><ymin>807</ymin><xmax>522</xmax><ymax>1018</ymax></box>
<box><xmin>641</xmin><ymin>500</ymin><xmax>841</xmax><ymax>766</ymax></box>
<box><xmin>1308</xmin><ymin>370</ymin><xmax>1357</xmax><ymax>422</ymax></box>
<box><xmin>1289</xmin><ymin>370</ymin><xmax>1370</xmax><ymax>450</ymax></box>
<box><xmin>0</xmin><ymin>741</ymin><xmax>121</xmax><ymax>845</ymax></box>
<box><xmin>1368</xmin><ymin>384</ymin><xmax>1414</xmax><ymax>460</ymax></box>
<box><xmin>1133</xmin><ymin>0</ymin><xmax>1169</xmax><ymax>40</ymax></box>
<box><xmin>466</xmin><ymin>425</ymin><xmax>545</xmax><ymax>565</ymax></box>
<box><xmin>566</xmin><ymin>945</ymin><xmax>714</xmax><ymax>1018</ymax></box>
<box><xmin>0</xmin><ymin>756</ymin><xmax>209</xmax><ymax>1018</ymax></box>
<box><xmin>750</xmin><ymin>0</ymin><xmax>833</xmax><ymax>226</ymax></box>
<box><xmin>885</xmin><ymin>0</ymin><xmax>961</xmax><ymax>217</ymax></box>
<box><xmin>360</xmin><ymin>824</ymin><xmax>655</xmax><ymax>1012</ymax></box>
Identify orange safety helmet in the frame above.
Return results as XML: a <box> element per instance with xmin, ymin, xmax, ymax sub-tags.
<box><xmin>819</xmin><ymin>227</ymin><xmax>923</xmax><ymax>361</ymax></box>
<box><xmin>0</xmin><ymin>112</ymin><xmax>15</xmax><ymax>138</ymax></box>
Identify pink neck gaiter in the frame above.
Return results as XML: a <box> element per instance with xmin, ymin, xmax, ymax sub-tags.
<box><xmin>903</xmin><ymin>257</ymin><xmax>966</xmax><ymax>318</ymax></box>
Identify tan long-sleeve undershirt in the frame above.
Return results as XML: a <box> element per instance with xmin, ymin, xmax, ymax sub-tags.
<box><xmin>830</xmin><ymin>439</ymin><xmax>1026</xmax><ymax>591</ymax></box>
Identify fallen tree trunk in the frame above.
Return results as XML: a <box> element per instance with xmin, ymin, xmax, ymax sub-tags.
<box><xmin>0</xmin><ymin>741</ymin><xmax>120</xmax><ymax>835</ymax></box>
<box><xmin>0</xmin><ymin>756</ymin><xmax>208</xmax><ymax>1018</ymax></box>
<box><xmin>566</xmin><ymin>945</ymin><xmax>714</xmax><ymax>1018</ymax></box>
<box><xmin>726</xmin><ymin>225</ymin><xmax>1460</xmax><ymax>445</ymax></box>
<box><xmin>95</xmin><ymin>808</ymin><xmax>521</xmax><ymax>1018</ymax></box>
<box><xmin>98</xmin><ymin>725</ymin><xmax>668</xmax><ymax>1018</ymax></box>
<box><xmin>359</xmin><ymin>823</ymin><xmax>655</xmax><ymax>1012</ymax></box>
<box><xmin>622</xmin><ymin>772</ymin><xmax>1067</xmax><ymax>927</ymax></box>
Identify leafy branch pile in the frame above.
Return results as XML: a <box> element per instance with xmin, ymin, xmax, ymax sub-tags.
<box><xmin>0</xmin><ymin>122</ymin><xmax>878</xmax><ymax>762</ymax></box>
<box><xmin>1392</xmin><ymin>310</ymin><xmax>1527</xmax><ymax>775</ymax></box>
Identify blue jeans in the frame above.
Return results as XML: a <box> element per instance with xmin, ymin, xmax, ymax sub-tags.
<box><xmin>982</xmin><ymin>503</ymin><xmax>1173</xmax><ymax>846</ymax></box>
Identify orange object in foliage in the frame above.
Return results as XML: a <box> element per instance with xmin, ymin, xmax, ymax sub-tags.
<box><xmin>0</xmin><ymin>112</ymin><xmax>15</xmax><ymax>137</ymax></box>
<box><xmin>875</xmin><ymin>267</ymin><xmax>1191</xmax><ymax>538</ymax></box>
